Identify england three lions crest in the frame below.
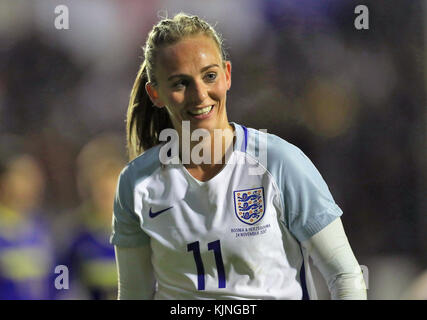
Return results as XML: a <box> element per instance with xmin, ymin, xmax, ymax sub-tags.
<box><xmin>233</xmin><ymin>187</ymin><xmax>265</xmax><ymax>225</ymax></box>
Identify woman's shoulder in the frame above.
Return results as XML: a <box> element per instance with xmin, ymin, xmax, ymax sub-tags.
<box><xmin>119</xmin><ymin>144</ymin><xmax>163</xmax><ymax>185</ymax></box>
<box><xmin>243</xmin><ymin>126</ymin><xmax>306</xmax><ymax>168</ymax></box>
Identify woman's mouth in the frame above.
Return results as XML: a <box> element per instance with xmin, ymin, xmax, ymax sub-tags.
<box><xmin>188</xmin><ymin>105</ymin><xmax>214</xmax><ymax>120</ymax></box>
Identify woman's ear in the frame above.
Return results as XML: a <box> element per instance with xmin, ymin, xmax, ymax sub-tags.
<box><xmin>224</xmin><ymin>61</ymin><xmax>232</xmax><ymax>91</ymax></box>
<box><xmin>145</xmin><ymin>82</ymin><xmax>165</xmax><ymax>108</ymax></box>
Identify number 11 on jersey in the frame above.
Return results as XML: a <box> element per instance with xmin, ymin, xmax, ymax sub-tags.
<box><xmin>187</xmin><ymin>240</ymin><xmax>226</xmax><ymax>290</ymax></box>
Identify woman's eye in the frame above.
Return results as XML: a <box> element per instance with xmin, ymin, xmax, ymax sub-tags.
<box><xmin>205</xmin><ymin>72</ymin><xmax>217</xmax><ymax>82</ymax></box>
<box><xmin>172</xmin><ymin>80</ymin><xmax>187</xmax><ymax>89</ymax></box>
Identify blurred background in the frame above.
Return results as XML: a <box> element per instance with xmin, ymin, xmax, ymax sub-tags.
<box><xmin>0</xmin><ymin>0</ymin><xmax>425</xmax><ymax>299</ymax></box>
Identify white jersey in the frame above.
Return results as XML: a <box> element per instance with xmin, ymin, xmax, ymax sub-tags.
<box><xmin>110</xmin><ymin>123</ymin><xmax>343</xmax><ymax>299</ymax></box>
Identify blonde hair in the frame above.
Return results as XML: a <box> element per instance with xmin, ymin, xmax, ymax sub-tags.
<box><xmin>126</xmin><ymin>13</ymin><xmax>227</xmax><ymax>160</ymax></box>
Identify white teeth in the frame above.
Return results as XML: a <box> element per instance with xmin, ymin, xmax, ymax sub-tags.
<box><xmin>190</xmin><ymin>105</ymin><xmax>213</xmax><ymax>115</ymax></box>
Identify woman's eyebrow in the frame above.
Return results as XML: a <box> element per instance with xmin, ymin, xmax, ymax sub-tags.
<box><xmin>200</xmin><ymin>64</ymin><xmax>219</xmax><ymax>72</ymax></box>
<box><xmin>167</xmin><ymin>64</ymin><xmax>219</xmax><ymax>81</ymax></box>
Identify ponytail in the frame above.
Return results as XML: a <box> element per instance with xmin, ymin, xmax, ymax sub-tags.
<box><xmin>126</xmin><ymin>61</ymin><xmax>173</xmax><ymax>161</ymax></box>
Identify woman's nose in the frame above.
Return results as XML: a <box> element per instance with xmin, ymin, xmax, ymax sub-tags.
<box><xmin>190</xmin><ymin>80</ymin><xmax>208</xmax><ymax>104</ymax></box>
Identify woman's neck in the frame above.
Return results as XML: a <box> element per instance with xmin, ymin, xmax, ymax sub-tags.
<box><xmin>180</xmin><ymin>123</ymin><xmax>235</xmax><ymax>181</ymax></box>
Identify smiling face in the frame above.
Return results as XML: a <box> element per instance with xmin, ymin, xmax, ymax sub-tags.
<box><xmin>146</xmin><ymin>34</ymin><xmax>232</xmax><ymax>134</ymax></box>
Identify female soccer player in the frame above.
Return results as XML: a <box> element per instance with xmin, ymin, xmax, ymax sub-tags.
<box><xmin>110</xmin><ymin>13</ymin><xmax>367</xmax><ymax>300</ymax></box>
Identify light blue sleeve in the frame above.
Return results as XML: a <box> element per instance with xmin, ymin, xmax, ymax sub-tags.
<box><xmin>110</xmin><ymin>166</ymin><xmax>150</xmax><ymax>247</ymax></box>
<box><xmin>266</xmin><ymin>133</ymin><xmax>343</xmax><ymax>242</ymax></box>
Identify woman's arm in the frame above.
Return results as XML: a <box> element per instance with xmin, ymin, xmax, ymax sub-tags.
<box><xmin>301</xmin><ymin>218</ymin><xmax>367</xmax><ymax>300</ymax></box>
<box><xmin>114</xmin><ymin>244</ymin><xmax>156</xmax><ymax>300</ymax></box>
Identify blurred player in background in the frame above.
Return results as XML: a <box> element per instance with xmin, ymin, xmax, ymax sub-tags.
<box><xmin>111</xmin><ymin>13</ymin><xmax>367</xmax><ymax>300</ymax></box>
<box><xmin>0</xmin><ymin>136</ymin><xmax>56</xmax><ymax>299</ymax></box>
<box><xmin>401</xmin><ymin>269</ymin><xmax>427</xmax><ymax>300</ymax></box>
<box><xmin>60</xmin><ymin>133</ymin><xmax>126</xmax><ymax>299</ymax></box>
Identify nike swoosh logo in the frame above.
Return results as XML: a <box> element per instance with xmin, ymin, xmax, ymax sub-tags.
<box><xmin>149</xmin><ymin>206</ymin><xmax>173</xmax><ymax>218</ymax></box>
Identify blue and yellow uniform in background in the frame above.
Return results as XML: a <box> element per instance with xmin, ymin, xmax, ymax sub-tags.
<box><xmin>62</xmin><ymin>204</ymin><xmax>117</xmax><ymax>300</ymax></box>
<box><xmin>0</xmin><ymin>204</ymin><xmax>56</xmax><ymax>299</ymax></box>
